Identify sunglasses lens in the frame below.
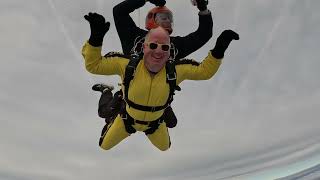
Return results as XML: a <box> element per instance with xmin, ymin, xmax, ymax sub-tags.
<box><xmin>161</xmin><ymin>45</ymin><xmax>170</xmax><ymax>51</ymax></box>
<box><xmin>149</xmin><ymin>43</ymin><xmax>158</xmax><ymax>50</ymax></box>
<box><xmin>148</xmin><ymin>43</ymin><xmax>170</xmax><ymax>51</ymax></box>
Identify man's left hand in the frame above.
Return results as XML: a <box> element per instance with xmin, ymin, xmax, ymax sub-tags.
<box><xmin>211</xmin><ymin>30</ymin><xmax>239</xmax><ymax>59</ymax></box>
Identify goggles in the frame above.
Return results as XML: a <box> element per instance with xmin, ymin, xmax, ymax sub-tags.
<box><xmin>155</xmin><ymin>12</ymin><xmax>173</xmax><ymax>23</ymax></box>
<box><xmin>146</xmin><ymin>42</ymin><xmax>170</xmax><ymax>51</ymax></box>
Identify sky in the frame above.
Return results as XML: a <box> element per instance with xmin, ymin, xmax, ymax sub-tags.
<box><xmin>1</xmin><ymin>0</ymin><xmax>320</xmax><ymax>179</ymax></box>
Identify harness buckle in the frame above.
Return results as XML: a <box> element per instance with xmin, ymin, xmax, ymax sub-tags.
<box><xmin>158</xmin><ymin>115</ymin><xmax>164</xmax><ymax>125</ymax></box>
<box><xmin>126</xmin><ymin>65</ymin><xmax>136</xmax><ymax>79</ymax></box>
<box><xmin>167</xmin><ymin>72</ymin><xmax>176</xmax><ymax>81</ymax></box>
<box><xmin>122</xmin><ymin>113</ymin><xmax>127</xmax><ymax>120</ymax></box>
<box><xmin>127</xmin><ymin>64</ymin><xmax>135</xmax><ymax>69</ymax></box>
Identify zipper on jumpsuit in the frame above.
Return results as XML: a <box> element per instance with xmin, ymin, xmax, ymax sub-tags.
<box><xmin>143</xmin><ymin>75</ymin><xmax>154</xmax><ymax>121</ymax></box>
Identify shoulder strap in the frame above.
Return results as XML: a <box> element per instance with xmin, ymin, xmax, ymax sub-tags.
<box><xmin>123</xmin><ymin>53</ymin><xmax>141</xmax><ymax>103</ymax></box>
<box><xmin>165</xmin><ymin>59</ymin><xmax>181</xmax><ymax>105</ymax></box>
<box><xmin>164</xmin><ymin>58</ymin><xmax>201</xmax><ymax>105</ymax></box>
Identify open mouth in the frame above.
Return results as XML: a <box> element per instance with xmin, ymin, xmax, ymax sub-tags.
<box><xmin>152</xmin><ymin>55</ymin><xmax>162</xmax><ymax>61</ymax></box>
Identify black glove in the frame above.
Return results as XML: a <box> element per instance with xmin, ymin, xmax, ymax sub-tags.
<box><xmin>148</xmin><ymin>0</ymin><xmax>166</xmax><ymax>6</ymax></box>
<box><xmin>211</xmin><ymin>30</ymin><xmax>239</xmax><ymax>59</ymax></box>
<box><xmin>84</xmin><ymin>12</ymin><xmax>110</xmax><ymax>47</ymax></box>
<box><xmin>196</xmin><ymin>0</ymin><xmax>208</xmax><ymax>11</ymax></box>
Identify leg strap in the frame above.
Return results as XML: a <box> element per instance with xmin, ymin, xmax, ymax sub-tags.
<box><xmin>121</xmin><ymin>111</ymin><xmax>164</xmax><ymax>135</ymax></box>
<box><xmin>121</xmin><ymin>112</ymin><xmax>136</xmax><ymax>134</ymax></box>
<box><xmin>144</xmin><ymin>117</ymin><xmax>164</xmax><ymax>135</ymax></box>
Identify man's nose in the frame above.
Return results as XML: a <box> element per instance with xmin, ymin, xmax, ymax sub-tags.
<box><xmin>153</xmin><ymin>46</ymin><xmax>165</xmax><ymax>53</ymax></box>
<box><xmin>154</xmin><ymin>47</ymin><xmax>163</xmax><ymax>53</ymax></box>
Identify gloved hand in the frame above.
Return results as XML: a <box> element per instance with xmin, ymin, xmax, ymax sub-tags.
<box><xmin>84</xmin><ymin>12</ymin><xmax>110</xmax><ymax>47</ymax></box>
<box><xmin>148</xmin><ymin>0</ymin><xmax>166</xmax><ymax>6</ymax></box>
<box><xmin>196</xmin><ymin>0</ymin><xmax>208</xmax><ymax>11</ymax></box>
<box><xmin>211</xmin><ymin>30</ymin><xmax>239</xmax><ymax>59</ymax></box>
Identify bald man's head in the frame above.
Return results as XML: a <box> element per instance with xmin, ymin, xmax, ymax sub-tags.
<box><xmin>143</xmin><ymin>27</ymin><xmax>171</xmax><ymax>73</ymax></box>
<box><xmin>145</xmin><ymin>27</ymin><xmax>170</xmax><ymax>44</ymax></box>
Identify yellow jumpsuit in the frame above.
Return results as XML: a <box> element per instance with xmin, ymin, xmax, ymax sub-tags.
<box><xmin>82</xmin><ymin>42</ymin><xmax>222</xmax><ymax>151</ymax></box>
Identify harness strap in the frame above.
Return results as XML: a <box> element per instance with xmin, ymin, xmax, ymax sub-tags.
<box><xmin>165</xmin><ymin>59</ymin><xmax>181</xmax><ymax>105</ymax></box>
<box><xmin>121</xmin><ymin>112</ymin><xmax>137</xmax><ymax>134</ymax></box>
<box><xmin>123</xmin><ymin>54</ymin><xmax>140</xmax><ymax>106</ymax></box>
<box><xmin>125</xmin><ymin>99</ymin><xmax>168</xmax><ymax>112</ymax></box>
<box><xmin>144</xmin><ymin>118</ymin><xmax>164</xmax><ymax>135</ymax></box>
<box><xmin>121</xmin><ymin>111</ymin><xmax>164</xmax><ymax>135</ymax></box>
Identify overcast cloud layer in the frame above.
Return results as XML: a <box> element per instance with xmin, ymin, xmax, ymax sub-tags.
<box><xmin>1</xmin><ymin>0</ymin><xmax>320</xmax><ymax>179</ymax></box>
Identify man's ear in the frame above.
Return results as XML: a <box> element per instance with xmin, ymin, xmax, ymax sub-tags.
<box><xmin>142</xmin><ymin>43</ymin><xmax>146</xmax><ymax>51</ymax></box>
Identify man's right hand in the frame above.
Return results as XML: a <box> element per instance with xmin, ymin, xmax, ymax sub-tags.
<box><xmin>148</xmin><ymin>0</ymin><xmax>166</xmax><ymax>6</ymax></box>
<box><xmin>84</xmin><ymin>12</ymin><xmax>110</xmax><ymax>46</ymax></box>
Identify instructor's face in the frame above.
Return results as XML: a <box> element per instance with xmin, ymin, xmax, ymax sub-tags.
<box><xmin>143</xmin><ymin>27</ymin><xmax>170</xmax><ymax>73</ymax></box>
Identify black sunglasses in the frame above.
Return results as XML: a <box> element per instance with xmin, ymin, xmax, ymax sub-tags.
<box><xmin>146</xmin><ymin>42</ymin><xmax>170</xmax><ymax>51</ymax></box>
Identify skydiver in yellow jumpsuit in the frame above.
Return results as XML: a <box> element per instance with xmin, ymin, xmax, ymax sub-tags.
<box><xmin>82</xmin><ymin>13</ymin><xmax>239</xmax><ymax>151</ymax></box>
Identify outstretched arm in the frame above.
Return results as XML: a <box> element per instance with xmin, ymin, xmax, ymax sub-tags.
<box><xmin>176</xmin><ymin>30</ymin><xmax>240</xmax><ymax>82</ymax></box>
<box><xmin>173</xmin><ymin>0</ymin><xmax>213</xmax><ymax>59</ymax></box>
<box><xmin>113</xmin><ymin>0</ymin><xmax>149</xmax><ymax>54</ymax></box>
<box><xmin>82</xmin><ymin>12</ymin><xmax>127</xmax><ymax>76</ymax></box>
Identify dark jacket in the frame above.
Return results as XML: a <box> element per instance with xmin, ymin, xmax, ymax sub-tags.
<box><xmin>113</xmin><ymin>0</ymin><xmax>213</xmax><ymax>59</ymax></box>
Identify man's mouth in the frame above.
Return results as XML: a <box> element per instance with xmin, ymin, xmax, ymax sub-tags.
<box><xmin>152</xmin><ymin>55</ymin><xmax>162</xmax><ymax>60</ymax></box>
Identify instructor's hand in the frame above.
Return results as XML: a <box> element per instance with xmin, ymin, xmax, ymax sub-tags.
<box><xmin>193</xmin><ymin>0</ymin><xmax>208</xmax><ymax>11</ymax></box>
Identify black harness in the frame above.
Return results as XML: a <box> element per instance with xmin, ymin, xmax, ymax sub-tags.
<box><xmin>104</xmin><ymin>48</ymin><xmax>200</xmax><ymax>135</ymax></box>
<box><xmin>121</xmin><ymin>53</ymin><xmax>181</xmax><ymax>135</ymax></box>
<box><xmin>123</xmin><ymin>54</ymin><xmax>181</xmax><ymax>112</ymax></box>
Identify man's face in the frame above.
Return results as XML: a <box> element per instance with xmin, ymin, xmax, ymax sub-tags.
<box><xmin>154</xmin><ymin>12</ymin><xmax>173</xmax><ymax>30</ymax></box>
<box><xmin>143</xmin><ymin>28</ymin><xmax>170</xmax><ymax>73</ymax></box>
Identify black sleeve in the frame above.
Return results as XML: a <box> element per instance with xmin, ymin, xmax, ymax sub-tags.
<box><xmin>113</xmin><ymin>0</ymin><xmax>148</xmax><ymax>55</ymax></box>
<box><xmin>172</xmin><ymin>13</ymin><xmax>213</xmax><ymax>59</ymax></box>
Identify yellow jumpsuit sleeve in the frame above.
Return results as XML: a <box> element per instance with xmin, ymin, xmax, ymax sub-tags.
<box><xmin>81</xmin><ymin>41</ymin><xmax>128</xmax><ymax>77</ymax></box>
<box><xmin>176</xmin><ymin>52</ymin><xmax>222</xmax><ymax>84</ymax></box>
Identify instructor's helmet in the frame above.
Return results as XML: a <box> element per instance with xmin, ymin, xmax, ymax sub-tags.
<box><xmin>145</xmin><ymin>6</ymin><xmax>173</xmax><ymax>34</ymax></box>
